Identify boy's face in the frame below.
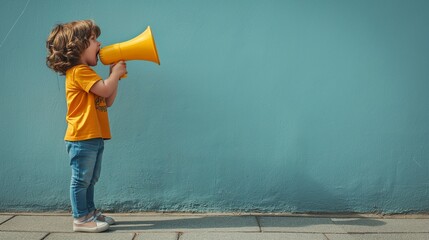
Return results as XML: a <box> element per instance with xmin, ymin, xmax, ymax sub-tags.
<box><xmin>80</xmin><ymin>34</ymin><xmax>101</xmax><ymax>66</ymax></box>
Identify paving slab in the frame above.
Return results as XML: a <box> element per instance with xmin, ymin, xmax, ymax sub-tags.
<box><xmin>135</xmin><ymin>232</ymin><xmax>180</xmax><ymax>240</ymax></box>
<box><xmin>0</xmin><ymin>215</ymin><xmax>72</xmax><ymax>232</ymax></box>
<box><xmin>0</xmin><ymin>215</ymin><xmax>14</xmax><ymax>224</ymax></box>
<box><xmin>259</xmin><ymin>216</ymin><xmax>346</xmax><ymax>233</ymax></box>
<box><xmin>0</xmin><ymin>231</ymin><xmax>48</xmax><ymax>240</ymax></box>
<box><xmin>326</xmin><ymin>233</ymin><xmax>429</xmax><ymax>240</ymax></box>
<box><xmin>180</xmin><ymin>232</ymin><xmax>328</xmax><ymax>240</ymax></box>
<box><xmin>109</xmin><ymin>215</ymin><xmax>259</xmax><ymax>233</ymax></box>
<box><xmin>331</xmin><ymin>218</ymin><xmax>429</xmax><ymax>233</ymax></box>
<box><xmin>45</xmin><ymin>232</ymin><xmax>135</xmax><ymax>240</ymax></box>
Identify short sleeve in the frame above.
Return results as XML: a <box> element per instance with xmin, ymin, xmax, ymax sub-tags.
<box><xmin>73</xmin><ymin>65</ymin><xmax>103</xmax><ymax>93</ymax></box>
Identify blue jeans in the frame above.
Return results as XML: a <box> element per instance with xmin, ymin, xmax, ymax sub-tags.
<box><xmin>66</xmin><ymin>138</ymin><xmax>104</xmax><ymax>219</ymax></box>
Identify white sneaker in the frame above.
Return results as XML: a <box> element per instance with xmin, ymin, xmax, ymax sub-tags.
<box><xmin>73</xmin><ymin>215</ymin><xmax>109</xmax><ymax>233</ymax></box>
<box><xmin>95</xmin><ymin>210</ymin><xmax>116</xmax><ymax>225</ymax></box>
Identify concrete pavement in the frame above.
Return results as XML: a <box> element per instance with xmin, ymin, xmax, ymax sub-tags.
<box><xmin>1</xmin><ymin>213</ymin><xmax>429</xmax><ymax>240</ymax></box>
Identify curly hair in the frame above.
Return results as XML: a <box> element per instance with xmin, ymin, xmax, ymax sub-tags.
<box><xmin>46</xmin><ymin>20</ymin><xmax>101</xmax><ymax>75</ymax></box>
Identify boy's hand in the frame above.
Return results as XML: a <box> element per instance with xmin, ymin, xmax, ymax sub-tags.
<box><xmin>110</xmin><ymin>61</ymin><xmax>127</xmax><ymax>80</ymax></box>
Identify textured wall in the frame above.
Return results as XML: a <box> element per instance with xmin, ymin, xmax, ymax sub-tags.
<box><xmin>1</xmin><ymin>0</ymin><xmax>429</xmax><ymax>213</ymax></box>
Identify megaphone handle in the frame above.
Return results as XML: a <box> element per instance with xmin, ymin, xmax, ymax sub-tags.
<box><xmin>114</xmin><ymin>61</ymin><xmax>127</xmax><ymax>79</ymax></box>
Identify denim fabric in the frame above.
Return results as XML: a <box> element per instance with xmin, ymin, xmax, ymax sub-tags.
<box><xmin>65</xmin><ymin>138</ymin><xmax>104</xmax><ymax>219</ymax></box>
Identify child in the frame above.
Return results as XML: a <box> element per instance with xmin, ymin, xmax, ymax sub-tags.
<box><xmin>46</xmin><ymin>20</ymin><xmax>127</xmax><ymax>233</ymax></box>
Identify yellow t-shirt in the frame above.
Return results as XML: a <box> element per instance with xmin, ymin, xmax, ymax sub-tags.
<box><xmin>64</xmin><ymin>65</ymin><xmax>111</xmax><ymax>141</ymax></box>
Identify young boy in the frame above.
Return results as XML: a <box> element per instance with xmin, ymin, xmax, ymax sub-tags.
<box><xmin>46</xmin><ymin>20</ymin><xmax>126</xmax><ymax>233</ymax></box>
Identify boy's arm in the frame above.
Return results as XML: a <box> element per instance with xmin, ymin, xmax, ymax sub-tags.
<box><xmin>106</xmin><ymin>85</ymin><xmax>118</xmax><ymax>107</ymax></box>
<box><xmin>90</xmin><ymin>77</ymin><xmax>118</xmax><ymax>98</ymax></box>
<box><xmin>89</xmin><ymin>61</ymin><xmax>126</xmax><ymax>98</ymax></box>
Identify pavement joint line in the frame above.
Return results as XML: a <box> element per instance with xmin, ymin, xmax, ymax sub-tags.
<box><xmin>259</xmin><ymin>231</ymin><xmax>350</xmax><ymax>234</ymax></box>
<box><xmin>40</xmin><ymin>232</ymin><xmax>51</xmax><ymax>240</ymax></box>
<box><xmin>0</xmin><ymin>213</ymin><xmax>70</xmax><ymax>217</ymax></box>
<box><xmin>355</xmin><ymin>232</ymin><xmax>429</xmax><ymax>233</ymax></box>
<box><xmin>323</xmin><ymin>233</ymin><xmax>331</xmax><ymax>240</ymax></box>
<box><xmin>0</xmin><ymin>230</ymin><xmax>373</xmax><ymax>234</ymax></box>
<box><xmin>130</xmin><ymin>232</ymin><xmax>137</xmax><ymax>240</ymax></box>
<box><xmin>0</xmin><ymin>230</ymin><xmax>58</xmax><ymax>233</ymax></box>
<box><xmin>0</xmin><ymin>215</ymin><xmax>15</xmax><ymax>225</ymax></box>
<box><xmin>255</xmin><ymin>216</ymin><xmax>262</xmax><ymax>232</ymax></box>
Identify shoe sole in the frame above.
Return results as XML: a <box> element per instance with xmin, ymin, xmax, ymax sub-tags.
<box><xmin>73</xmin><ymin>223</ymin><xmax>109</xmax><ymax>233</ymax></box>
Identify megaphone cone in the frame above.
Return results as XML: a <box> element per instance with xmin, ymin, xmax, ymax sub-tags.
<box><xmin>99</xmin><ymin>26</ymin><xmax>160</xmax><ymax>78</ymax></box>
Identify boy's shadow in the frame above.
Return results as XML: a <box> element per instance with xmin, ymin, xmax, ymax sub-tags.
<box><xmin>109</xmin><ymin>215</ymin><xmax>386</xmax><ymax>232</ymax></box>
<box><xmin>110</xmin><ymin>215</ymin><xmax>256</xmax><ymax>232</ymax></box>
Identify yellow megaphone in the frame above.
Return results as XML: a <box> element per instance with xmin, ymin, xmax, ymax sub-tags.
<box><xmin>99</xmin><ymin>26</ymin><xmax>160</xmax><ymax>78</ymax></box>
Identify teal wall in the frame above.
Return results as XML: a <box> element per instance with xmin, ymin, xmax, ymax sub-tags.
<box><xmin>1</xmin><ymin>0</ymin><xmax>429</xmax><ymax>213</ymax></box>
